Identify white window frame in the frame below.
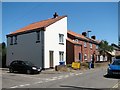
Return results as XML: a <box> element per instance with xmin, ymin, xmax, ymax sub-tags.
<box><xmin>75</xmin><ymin>39</ymin><xmax>78</xmax><ymax>43</ymax></box>
<box><xmin>96</xmin><ymin>45</ymin><xmax>98</xmax><ymax>49</ymax></box>
<box><xmin>90</xmin><ymin>43</ymin><xmax>92</xmax><ymax>48</ymax></box>
<box><xmin>91</xmin><ymin>55</ymin><xmax>93</xmax><ymax>61</ymax></box>
<box><xmin>84</xmin><ymin>54</ymin><xmax>87</xmax><ymax>61</ymax></box>
<box><xmin>59</xmin><ymin>34</ymin><xmax>64</xmax><ymax>44</ymax></box>
<box><xmin>59</xmin><ymin>51</ymin><xmax>64</xmax><ymax>61</ymax></box>
<box><xmin>84</xmin><ymin>42</ymin><xmax>87</xmax><ymax>47</ymax></box>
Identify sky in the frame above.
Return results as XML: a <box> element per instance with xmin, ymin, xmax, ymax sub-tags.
<box><xmin>2</xmin><ymin>2</ymin><xmax>118</xmax><ymax>45</ymax></box>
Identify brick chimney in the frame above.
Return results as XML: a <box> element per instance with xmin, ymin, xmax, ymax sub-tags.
<box><xmin>91</xmin><ymin>36</ymin><xmax>96</xmax><ymax>39</ymax></box>
<box><xmin>82</xmin><ymin>32</ymin><xmax>87</xmax><ymax>37</ymax></box>
<box><xmin>53</xmin><ymin>12</ymin><xmax>58</xmax><ymax>18</ymax></box>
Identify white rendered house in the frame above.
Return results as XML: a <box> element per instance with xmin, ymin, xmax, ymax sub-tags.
<box><xmin>6</xmin><ymin>13</ymin><xmax>67</xmax><ymax>69</ymax></box>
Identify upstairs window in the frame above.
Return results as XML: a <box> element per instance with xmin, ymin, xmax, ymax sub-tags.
<box><xmin>90</xmin><ymin>43</ymin><xmax>92</xmax><ymax>48</ymax></box>
<box><xmin>84</xmin><ymin>42</ymin><xmax>87</xmax><ymax>47</ymax></box>
<box><xmin>59</xmin><ymin>51</ymin><xmax>64</xmax><ymax>61</ymax></box>
<box><xmin>10</xmin><ymin>36</ymin><xmax>13</xmax><ymax>45</ymax></box>
<box><xmin>91</xmin><ymin>55</ymin><xmax>93</xmax><ymax>61</ymax></box>
<box><xmin>14</xmin><ymin>35</ymin><xmax>17</xmax><ymax>44</ymax></box>
<box><xmin>75</xmin><ymin>39</ymin><xmax>78</xmax><ymax>43</ymax></box>
<box><xmin>96</xmin><ymin>45</ymin><xmax>98</xmax><ymax>49</ymax></box>
<box><xmin>59</xmin><ymin>34</ymin><xmax>64</xmax><ymax>44</ymax></box>
<box><xmin>36</xmin><ymin>31</ymin><xmax>40</xmax><ymax>43</ymax></box>
<box><xmin>84</xmin><ymin>54</ymin><xmax>87</xmax><ymax>61</ymax></box>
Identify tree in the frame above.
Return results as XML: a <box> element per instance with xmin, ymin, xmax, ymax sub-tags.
<box><xmin>0</xmin><ymin>42</ymin><xmax>7</xmax><ymax>68</ymax></box>
<box><xmin>98</xmin><ymin>40</ymin><xmax>113</xmax><ymax>60</ymax></box>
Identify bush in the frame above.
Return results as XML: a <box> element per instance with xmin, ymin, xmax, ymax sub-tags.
<box><xmin>66</xmin><ymin>64</ymin><xmax>72</xmax><ymax>67</ymax></box>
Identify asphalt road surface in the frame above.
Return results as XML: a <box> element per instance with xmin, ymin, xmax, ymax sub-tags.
<box><xmin>1</xmin><ymin>67</ymin><xmax>120</xmax><ymax>89</ymax></box>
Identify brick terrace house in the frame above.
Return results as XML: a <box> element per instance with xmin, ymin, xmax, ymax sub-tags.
<box><xmin>66</xmin><ymin>30</ymin><xmax>100</xmax><ymax>64</ymax></box>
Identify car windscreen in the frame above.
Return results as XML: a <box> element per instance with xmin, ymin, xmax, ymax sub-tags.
<box><xmin>112</xmin><ymin>60</ymin><xmax>120</xmax><ymax>65</ymax></box>
<box><xmin>24</xmin><ymin>61</ymin><xmax>34</xmax><ymax>66</ymax></box>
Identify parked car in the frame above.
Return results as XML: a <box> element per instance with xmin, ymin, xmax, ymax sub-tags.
<box><xmin>9</xmin><ymin>60</ymin><xmax>42</xmax><ymax>74</ymax></box>
<box><xmin>107</xmin><ymin>59</ymin><xmax>120</xmax><ymax>76</ymax></box>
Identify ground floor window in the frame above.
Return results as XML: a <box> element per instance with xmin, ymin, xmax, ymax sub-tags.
<box><xmin>84</xmin><ymin>54</ymin><xmax>87</xmax><ymax>61</ymax></box>
<box><xmin>59</xmin><ymin>51</ymin><xmax>64</xmax><ymax>61</ymax></box>
<box><xmin>91</xmin><ymin>55</ymin><xmax>93</xmax><ymax>61</ymax></box>
<box><xmin>79</xmin><ymin>53</ymin><xmax>82</xmax><ymax>61</ymax></box>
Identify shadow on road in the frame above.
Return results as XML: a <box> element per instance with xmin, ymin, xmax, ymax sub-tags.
<box><xmin>60</xmin><ymin>85</ymin><xmax>108</xmax><ymax>90</ymax></box>
<box><xmin>104</xmin><ymin>74</ymin><xmax>120</xmax><ymax>79</ymax></box>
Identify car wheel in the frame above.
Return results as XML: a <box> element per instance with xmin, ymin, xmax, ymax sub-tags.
<box><xmin>27</xmin><ymin>70</ymin><xmax>31</xmax><ymax>74</ymax></box>
<box><xmin>9</xmin><ymin>68</ymin><xmax>14</xmax><ymax>73</ymax></box>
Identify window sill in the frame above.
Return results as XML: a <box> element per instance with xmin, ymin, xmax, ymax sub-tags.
<box><xmin>36</xmin><ymin>41</ymin><xmax>40</xmax><ymax>43</ymax></box>
<box><xmin>59</xmin><ymin>43</ymin><xmax>64</xmax><ymax>45</ymax></box>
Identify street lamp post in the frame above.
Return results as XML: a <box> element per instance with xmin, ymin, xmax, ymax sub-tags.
<box><xmin>87</xmin><ymin>30</ymin><xmax>91</xmax><ymax>38</ymax></box>
<box><xmin>86</xmin><ymin>30</ymin><xmax>91</xmax><ymax>63</ymax></box>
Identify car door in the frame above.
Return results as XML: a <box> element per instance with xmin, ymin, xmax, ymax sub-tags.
<box><xmin>12</xmin><ymin>61</ymin><xmax>19</xmax><ymax>71</ymax></box>
<box><xmin>18</xmin><ymin>61</ymin><xmax>26</xmax><ymax>72</ymax></box>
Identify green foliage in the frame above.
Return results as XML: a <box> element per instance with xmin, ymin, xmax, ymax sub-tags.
<box><xmin>0</xmin><ymin>42</ymin><xmax>7</xmax><ymax>67</ymax></box>
<box><xmin>98</xmin><ymin>40</ymin><xmax>113</xmax><ymax>55</ymax></box>
<box><xmin>2</xmin><ymin>42</ymin><xmax>6</xmax><ymax>56</ymax></box>
<box><xmin>66</xmin><ymin>64</ymin><xmax>72</xmax><ymax>67</ymax></box>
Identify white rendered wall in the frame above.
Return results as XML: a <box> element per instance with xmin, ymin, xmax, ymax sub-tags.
<box><xmin>44</xmin><ymin>17</ymin><xmax>67</xmax><ymax>68</ymax></box>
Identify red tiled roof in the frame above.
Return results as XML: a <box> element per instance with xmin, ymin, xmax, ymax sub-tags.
<box><xmin>67</xmin><ymin>30</ymin><xmax>89</xmax><ymax>41</ymax></box>
<box><xmin>67</xmin><ymin>30</ymin><xmax>100</xmax><ymax>44</ymax></box>
<box><xmin>8</xmin><ymin>16</ymin><xmax>67</xmax><ymax>35</ymax></box>
<box><xmin>67</xmin><ymin>38</ymin><xmax>82</xmax><ymax>45</ymax></box>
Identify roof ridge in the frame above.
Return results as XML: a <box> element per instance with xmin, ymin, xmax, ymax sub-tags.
<box><xmin>7</xmin><ymin>15</ymin><xmax>67</xmax><ymax>36</ymax></box>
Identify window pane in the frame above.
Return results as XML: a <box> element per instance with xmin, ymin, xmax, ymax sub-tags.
<box><xmin>84</xmin><ymin>54</ymin><xmax>87</xmax><ymax>60</ymax></box>
<box><xmin>36</xmin><ymin>31</ymin><xmax>40</xmax><ymax>42</ymax></box>
<box><xmin>59</xmin><ymin>52</ymin><xmax>64</xmax><ymax>61</ymax></box>
<box><xmin>59</xmin><ymin>34</ymin><xmax>64</xmax><ymax>43</ymax></box>
<box><xmin>84</xmin><ymin>42</ymin><xmax>86</xmax><ymax>47</ymax></box>
<box><xmin>14</xmin><ymin>36</ymin><xmax>17</xmax><ymax>44</ymax></box>
<box><xmin>10</xmin><ymin>37</ymin><xmax>13</xmax><ymax>45</ymax></box>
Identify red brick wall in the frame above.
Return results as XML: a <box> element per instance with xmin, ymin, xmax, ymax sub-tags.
<box><xmin>77</xmin><ymin>40</ymin><xmax>98</xmax><ymax>62</ymax></box>
<box><xmin>67</xmin><ymin>33</ymin><xmax>98</xmax><ymax>64</ymax></box>
<box><xmin>66</xmin><ymin>40</ymin><xmax>74</xmax><ymax>64</ymax></box>
<box><xmin>74</xmin><ymin>45</ymin><xmax>82</xmax><ymax>62</ymax></box>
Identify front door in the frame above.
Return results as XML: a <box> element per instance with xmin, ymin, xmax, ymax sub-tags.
<box><xmin>49</xmin><ymin>51</ymin><xmax>54</xmax><ymax>68</ymax></box>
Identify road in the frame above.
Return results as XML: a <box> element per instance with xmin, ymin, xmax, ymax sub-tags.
<box><xmin>1</xmin><ymin>67</ymin><xmax>120</xmax><ymax>89</ymax></box>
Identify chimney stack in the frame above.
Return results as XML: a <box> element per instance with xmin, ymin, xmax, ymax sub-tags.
<box><xmin>82</xmin><ymin>32</ymin><xmax>87</xmax><ymax>37</ymax></box>
<box><xmin>53</xmin><ymin>12</ymin><xmax>58</xmax><ymax>18</ymax></box>
<box><xmin>91</xmin><ymin>36</ymin><xmax>96</xmax><ymax>39</ymax></box>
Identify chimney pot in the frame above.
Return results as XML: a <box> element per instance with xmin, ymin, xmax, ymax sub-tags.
<box><xmin>82</xmin><ymin>32</ymin><xmax>87</xmax><ymax>37</ymax></box>
<box><xmin>91</xmin><ymin>36</ymin><xmax>96</xmax><ymax>39</ymax></box>
<box><xmin>53</xmin><ymin>12</ymin><xmax>58</xmax><ymax>18</ymax></box>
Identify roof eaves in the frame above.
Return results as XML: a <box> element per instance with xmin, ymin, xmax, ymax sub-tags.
<box><xmin>6</xmin><ymin>27</ymin><xmax>45</xmax><ymax>37</ymax></box>
<box><xmin>67</xmin><ymin>38</ymin><xmax>82</xmax><ymax>46</ymax></box>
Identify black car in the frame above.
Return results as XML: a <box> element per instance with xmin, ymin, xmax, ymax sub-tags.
<box><xmin>9</xmin><ymin>60</ymin><xmax>42</xmax><ymax>74</ymax></box>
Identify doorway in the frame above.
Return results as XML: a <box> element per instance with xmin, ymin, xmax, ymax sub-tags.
<box><xmin>49</xmin><ymin>51</ymin><xmax>54</xmax><ymax>68</ymax></box>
